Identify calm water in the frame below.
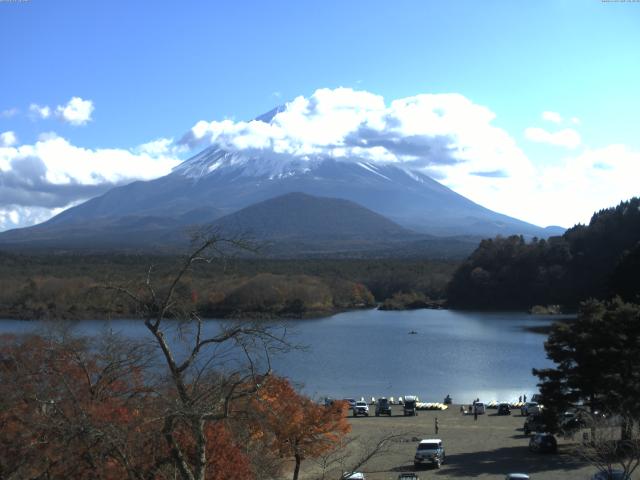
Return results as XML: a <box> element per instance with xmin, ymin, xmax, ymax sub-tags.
<box><xmin>0</xmin><ymin>309</ymin><xmax>567</xmax><ymax>404</ymax></box>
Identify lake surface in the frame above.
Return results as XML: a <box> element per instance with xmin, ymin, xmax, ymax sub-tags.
<box><xmin>0</xmin><ymin>309</ymin><xmax>568</xmax><ymax>405</ymax></box>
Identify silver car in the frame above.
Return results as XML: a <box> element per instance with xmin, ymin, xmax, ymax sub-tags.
<box><xmin>414</xmin><ymin>439</ymin><xmax>445</xmax><ymax>468</ymax></box>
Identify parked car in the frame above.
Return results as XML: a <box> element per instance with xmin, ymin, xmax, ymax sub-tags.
<box><xmin>414</xmin><ymin>439</ymin><xmax>445</xmax><ymax>468</ymax></box>
<box><xmin>404</xmin><ymin>395</ymin><xmax>418</xmax><ymax>416</ymax></box>
<box><xmin>497</xmin><ymin>403</ymin><xmax>511</xmax><ymax>415</ymax></box>
<box><xmin>559</xmin><ymin>412</ymin><xmax>587</xmax><ymax>433</ymax></box>
<box><xmin>529</xmin><ymin>433</ymin><xmax>557</xmax><ymax>453</ymax></box>
<box><xmin>474</xmin><ymin>402</ymin><xmax>486</xmax><ymax>414</ymax></box>
<box><xmin>505</xmin><ymin>475</ymin><xmax>530</xmax><ymax>480</ymax></box>
<box><xmin>521</xmin><ymin>402</ymin><xmax>540</xmax><ymax>416</ymax></box>
<box><xmin>342</xmin><ymin>473</ymin><xmax>366</xmax><ymax>480</ymax></box>
<box><xmin>591</xmin><ymin>470</ymin><xmax>631</xmax><ymax>480</ymax></box>
<box><xmin>353</xmin><ymin>401</ymin><xmax>369</xmax><ymax>417</ymax></box>
<box><xmin>375</xmin><ymin>397</ymin><xmax>392</xmax><ymax>416</ymax></box>
<box><xmin>523</xmin><ymin>414</ymin><xmax>546</xmax><ymax>435</ymax></box>
<box><xmin>398</xmin><ymin>474</ymin><xmax>420</xmax><ymax>480</ymax></box>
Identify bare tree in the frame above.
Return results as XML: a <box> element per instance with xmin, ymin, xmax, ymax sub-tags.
<box><xmin>574</xmin><ymin>414</ymin><xmax>640</xmax><ymax>479</ymax></box>
<box><xmin>108</xmin><ymin>231</ymin><xmax>290</xmax><ymax>480</ymax></box>
<box><xmin>311</xmin><ymin>432</ymin><xmax>415</xmax><ymax>480</ymax></box>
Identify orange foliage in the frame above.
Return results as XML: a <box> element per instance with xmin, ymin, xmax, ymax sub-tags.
<box><xmin>251</xmin><ymin>377</ymin><xmax>351</xmax><ymax>479</ymax></box>
<box><xmin>0</xmin><ymin>334</ymin><xmax>254</xmax><ymax>480</ymax></box>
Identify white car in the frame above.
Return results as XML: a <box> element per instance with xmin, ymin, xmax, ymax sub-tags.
<box><xmin>414</xmin><ymin>438</ymin><xmax>445</xmax><ymax>468</ymax></box>
<box><xmin>353</xmin><ymin>401</ymin><xmax>369</xmax><ymax>417</ymax></box>
<box><xmin>343</xmin><ymin>473</ymin><xmax>366</xmax><ymax>479</ymax></box>
<box><xmin>505</xmin><ymin>475</ymin><xmax>530</xmax><ymax>480</ymax></box>
<box><xmin>521</xmin><ymin>402</ymin><xmax>541</xmax><ymax>416</ymax></box>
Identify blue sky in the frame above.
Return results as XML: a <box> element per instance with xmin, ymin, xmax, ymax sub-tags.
<box><xmin>1</xmin><ymin>0</ymin><xmax>639</xmax><ymax>230</ymax></box>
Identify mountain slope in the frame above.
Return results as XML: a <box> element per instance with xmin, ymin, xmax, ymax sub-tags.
<box><xmin>212</xmin><ymin>192</ymin><xmax>411</xmax><ymax>240</ymax></box>
<box><xmin>0</xmin><ymin>142</ymin><xmax>561</xmax><ymax>253</ymax></box>
<box><xmin>27</xmin><ymin>148</ymin><xmax>551</xmax><ymax>235</ymax></box>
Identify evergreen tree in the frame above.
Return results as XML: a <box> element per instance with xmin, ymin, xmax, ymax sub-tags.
<box><xmin>534</xmin><ymin>299</ymin><xmax>640</xmax><ymax>438</ymax></box>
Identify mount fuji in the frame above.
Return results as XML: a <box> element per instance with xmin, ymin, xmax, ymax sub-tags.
<box><xmin>0</xmin><ymin>140</ymin><xmax>563</xmax><ymax>255</ymax></box>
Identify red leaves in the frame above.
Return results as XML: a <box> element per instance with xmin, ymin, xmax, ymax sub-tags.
<box><xmin>0</xmin><ymin>335</ymin><xmax>348</xmax><ymax>480</ymax></box>
<box><xmin>253</xmin><ymin>377</ymin><xmax>351</xmax><ymax>461</ymax></box>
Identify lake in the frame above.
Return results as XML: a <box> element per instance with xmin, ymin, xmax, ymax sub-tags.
<box><xmin>0</xmin><ymin>308</ymin><xmax>567</xmax><ymax>405</ymax></box>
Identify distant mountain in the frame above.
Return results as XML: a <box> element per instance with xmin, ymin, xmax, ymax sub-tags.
<box><xmin>0</xmin><ymin>191</ymin><xmax>482</xmax><ymax>257</ymax></box>
<box><xmin>0</xmin><ymin>116</ymin><xmax>564</xmax><ymax>255</ymax></box>
<box><xmin>213</xmin><ymin>192</ymin><xmax>410</xmax><ymax>240</ymax></box>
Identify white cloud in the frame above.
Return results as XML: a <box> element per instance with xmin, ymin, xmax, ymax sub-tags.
<box><xmin>1</xmin><ymin>88</ymin><xmax>635</xmax><ymax>232</ymax></box>
<box><xmin>179</xmin><ymin>88</ymin><xmax>536</xmax><ymax>223</ymax></box>
<box><xmin>135</xmin><ymin>137</ymin><xmax>188</xmax><ymax>156</ymax></box>
<box><xmin>55</xmin><ymin>97</ymin><xmax>94</xmax><ymax>126</ymax></box>
<box><xmin>0</xmin><ymin>131</ymin><xmax>17</xmax><ymax>147</ymax></box>
<box><xmin>1</xmin><ymin>135</ymin><xmax>180</xmax><ymax>187</ymax></box>
<box><xmin>542</xmin><ymin>111</ymin><xmax>562</xmax><ymax>123</ymax></box>
<box><xmin>182</xmin><ymin>87</ymin><xmax>532</xmax><ymax>181</ymax></box>
<box><xmin>524</xmin><ymin>127</ymin><xmax>581</xmax><ymax>149</ymax></box>
<box><xmin>571</xmin><ymin>116</ymin><xmax>581</xmax><ymax>125</ymax></box>
<box><xmin>525</xmin><ymin>144</ymin><xmax>640</xmax><ymax>227</ymax></box>
<box><xmin>0</xmin><ymin>205</ymin><xmax>70</xmax><ymax>233</ymax></box>
<box><xmin>29</xmin><ymin>103</ymin><xmax>51</xmax><ymax>119</ymax></box>
<box><xmin>0</xmin><ymin>135</ymin><xmax>182</xmax><ymax>231</ymax></box>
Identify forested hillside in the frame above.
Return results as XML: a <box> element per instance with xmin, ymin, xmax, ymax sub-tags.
<box><xmin>0</xmin><ymin>254</ymin><xmax>456</xmax><ymax>320</ymax></box>
<box><xmin>447</xmin><ymin>197</ymin><xmax>640</xmax><ymax>309</ymax></box>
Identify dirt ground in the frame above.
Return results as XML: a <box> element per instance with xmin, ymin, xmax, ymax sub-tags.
<box><xmin>299</xmin><ymin>404</ymin><xmax>597</xmax><ymax>480</ymax></box>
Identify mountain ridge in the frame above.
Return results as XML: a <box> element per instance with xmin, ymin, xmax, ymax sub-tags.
<box><xmin>0</xmin><ymin>140</ymin><xmax>565</xmax><ymax>254</ymax></box>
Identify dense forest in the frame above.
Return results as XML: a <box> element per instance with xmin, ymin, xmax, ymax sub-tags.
<box><xmin>0</xmin><ymin>253</ymin><xmax>457</xmax><ymax>320</ymax></box>
<box><xmin>447</xmin><ymin>197</ymin><xmax>640</xmax><ymax>310</ymax></box>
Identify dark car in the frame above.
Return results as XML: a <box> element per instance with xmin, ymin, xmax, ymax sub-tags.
<box><xmin>560</xmin><ymin>415</ymin><xmax>587</xmax><ymax>433</ymax></box>
<box><xmin>523</xmin><ymin>414</ymin><xmax>546</xmax><ymax>435</ymax></box>
<box><xmin>343</xmin><ymin>398</ymin><xmax>357</xmax><ymax>409</ymax></box>
<box><xmin>376</xmin><ymin>397</ymin><xmax>392</xmax><ymax>416</ymax></box>
<box><xmin>497</xmin><ymin>403</ymin><xmax>511</xmax><ymax>415</ymax></box>
<box><xmin>529</xmin><ymin>433</ymin><xmax>557</xmax><ymax>453</ymax></box>
<box><xmin>591</xmin><ymin>470</ymin><xmax>631</xmax><ymax>480</ymax></box>
<box><xmin>398</xmin><ymin>474</ymin><xmax>420</xmax><ymax>480</ymax></box>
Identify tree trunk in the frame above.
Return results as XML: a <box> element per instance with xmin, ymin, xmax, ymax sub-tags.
<box><xmin>292</xmin><ymin>452</ymin><xmax>301</xmax><ymax>480</ymax></box>
<box><xmin>621</xmin><ymin>417</ymin><xmax>634</xmax><ymax>442</ymax></box>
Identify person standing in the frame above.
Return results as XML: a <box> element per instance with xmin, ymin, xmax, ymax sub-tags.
<box><xmin>519</xmin><ymin>395</ymin><xmax>522</xmax><ymax>403</ymax></box>
<box><xmin>435</xmin><ymin>417</ymin><xmax>439</xmax><ymax>434</ymax></box>
<box><xmin>523</xmin><ymin>394</ymin><xmax>527</xmax><ymax>403</ymax></box>
<box><xmin>473</xmin><ymin>405</ymin><xmax>478</xmax><ymax>421</ymax></box>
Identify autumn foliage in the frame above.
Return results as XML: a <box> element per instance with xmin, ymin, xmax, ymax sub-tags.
<box><xmin>251</xmin><ymin>377</ymin><xmax>351</xmax><ymax>480</ymax></box>
<box><xmin>0</xmin><ymin>333</ymin><xmax>349</xmax><ymax>480</ymax></box>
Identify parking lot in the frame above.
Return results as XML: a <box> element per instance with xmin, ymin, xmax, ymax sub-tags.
<box><xmin>299</xmin><ymin>404</ymin><xmax>598</xmax><ymax>480</ymax></box>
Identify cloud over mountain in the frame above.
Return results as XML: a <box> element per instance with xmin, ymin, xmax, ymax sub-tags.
<box><xmin>0</xmin><ymin>134</ymin><xmax>181</xmax><ymax>230</ymax></box>
<box><xmin>1</xmin><ymin>88</ymin><xmax>639</xmax><ymax>232</ymax></box>
<box><xmin>180</xmin><ymin>88</ymin><xmax>532</xmax><ymax>185</ymax></box>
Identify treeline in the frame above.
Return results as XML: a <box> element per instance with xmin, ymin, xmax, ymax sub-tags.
<box><xmin>0</xmin><ymin>254</ymin><xmax>458</xmax><ymax>320</ymax></box>
<box><xmin>447</xmin><ymin>197</ymin><xmax>640</xmax><ymax>310</ymax></box>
